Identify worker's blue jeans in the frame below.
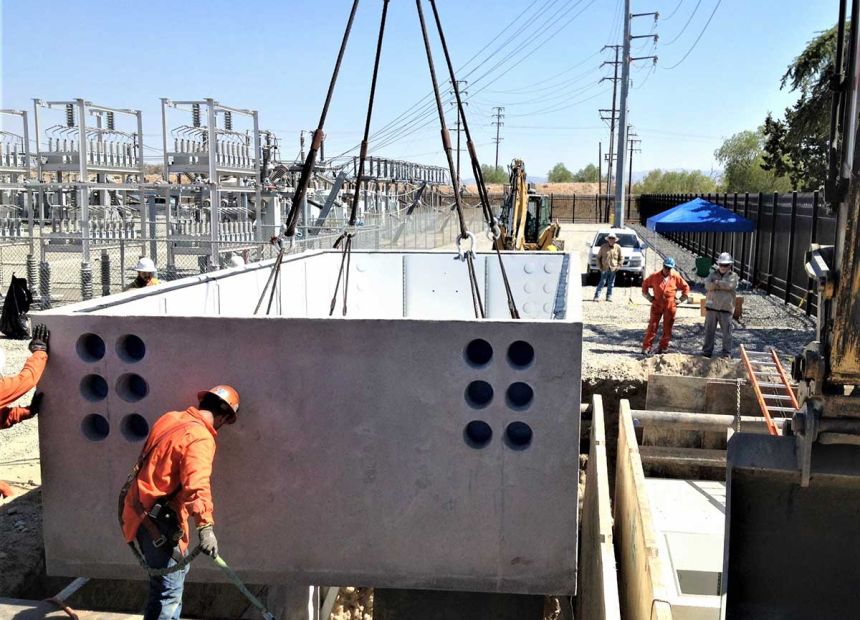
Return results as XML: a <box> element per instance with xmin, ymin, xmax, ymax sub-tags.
<box><xmin>137</xmin><ymin>525</ymin><xmax>189</xmax><ymax>620</ymax></box>
<box><xmin>594</xmin><ymin>270</ymin><xmax>617</xmax><ymax>300</ymax></box>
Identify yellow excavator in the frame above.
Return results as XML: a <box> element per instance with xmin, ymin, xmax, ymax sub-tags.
<box><xmin>496</xmin><ymin>158</ymin><xmax>562</xmax><ymax>251</ymax></box>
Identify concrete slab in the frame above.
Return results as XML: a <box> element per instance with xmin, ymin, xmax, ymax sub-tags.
<box><xmin>36</xmin><ymin>249</ymin><xmax>582</xmax><ymax>594</ymax></box>
<box><xmin>645</xmin><ymin>478</ymin><xmax>724</xmax><ymax>620</ymax></box>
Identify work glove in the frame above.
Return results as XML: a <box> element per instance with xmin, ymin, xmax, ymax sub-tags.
<box><xmin>28</xmin><ymin>324</ymin><xmax>50</xmax><ymax>354</ymax></box>
<box><xmin>642</xmin><ymin>292</ymin><xmax>654</xmax><ymax>303</ymax></box>
<box><xmin>198</xmin><ymin>524</ymin><xmax>218</xmax><ymax>557</ymax></box>
<box><xmin>679</xmin><ymin>295</ymin><xmax>689</xmax><ymax>304</ymax></box>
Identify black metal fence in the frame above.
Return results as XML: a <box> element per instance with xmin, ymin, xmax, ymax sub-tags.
<box><xmin>479</xmin><ymin>193</ymin><xmax>640</xmax><ymax>223</ymax></box>
<box><xmin>639</xmin><ymin>192</ymin><xmax>834</xmax><ymax>316</ymax></box>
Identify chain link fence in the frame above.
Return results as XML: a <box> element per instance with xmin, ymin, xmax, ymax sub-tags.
<box><xmin>2</xmin><ymin>206</ymin><xmax>485</xmax><ymax>308</ymax></box>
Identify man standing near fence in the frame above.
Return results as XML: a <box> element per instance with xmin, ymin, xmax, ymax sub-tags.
<box><xmin>125</xmin><ymin>257</ymin><xmax>161</xmax><ymax>291</ymax></box>
<box><xmin>593</xmin><ymin>232</ymin><xmax>622</xmax><ymax>302</ymax></box>
<box><xmin>641</xmin><ymin>257</ymin><xmax>689</xmax><ymax>355</ymax></box>
<box><xmin>702</xmin><ymin>252</ymin><xmax>739</xmax><ymax>358</ymax></box>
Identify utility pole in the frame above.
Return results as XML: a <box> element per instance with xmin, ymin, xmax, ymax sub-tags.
<box><xmin>626</xmin><ymin>126</ymin><xmax>641</xmax><ymax>215</ymax></box>
<box><xmin>449</xmin><ymin>80</ymin><xmax>468</xmax><ymax>190</ymax></box>
<box><xmin>491</xmin><ymin>106</ymin><xmax>505</xmax><ymax>170</ymax></box>
<box><xmin>598</xmin><ymin>142</ymin><xmax>602</xmax><ymax>199</ymax></box>
<box><xmin>614</xmin><ymin>1</ymin><xmax>658</xmax><ymax>227</ymax></box>
<box><xmin>600</xmin><ymin>45</ymin><xmax>622</xmax><ymax>199</ymax></box>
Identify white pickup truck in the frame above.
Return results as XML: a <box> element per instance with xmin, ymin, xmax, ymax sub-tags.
<box><xmin>585</xmin><ymin>227</ymin><xmax>647</xmax><ymax>285</ymax></box>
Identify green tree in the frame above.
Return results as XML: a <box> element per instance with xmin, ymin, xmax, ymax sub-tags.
<box><xmin>571</xmin><ymin>163</ymin><xmax>600</xmax><ymax>182</ymax></box>
<box><xmin>762</xmin><ymin>26</ymin><xmax>836</xmax><ymax>190</ymax></box>
<box><xmin>480</xmin><ymin>164</ymin><xmax>507</xmax><ymax>184</ymax></box>
<box><xmin>633</xmin><ymin>169</ymin><xmax>717</xmax><ymax>194</ymax></box>
<box><xmin>715</xmin><ymin>129</ymin><xmax>791</xmax><ymax>192</ymax></box>
<box><xmin>547</xmin><ymin>162</ymin><xmax>575</xmax><ymax>183</ymax></box>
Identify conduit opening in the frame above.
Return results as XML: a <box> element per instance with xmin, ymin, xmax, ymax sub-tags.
<box><xmin>81</xmin><ymin>414</ymin><xmax>110</xmax><ymax>441</ymax></box>
<box><xmin>117</xmin><ymin>335</ymin><xmax>146</xmax><ymax>362</ymax></box>
<box><xmin>80</xmin><ymin>374</ymin><xmax>109</xmax><ymax>401</ymax></box>
<box><xmin>505</xmin><ymin>421</ymin><xmax>533</xmax><ymax>449</ymax></box>
<box><xmin>464</xmin><ymin>420</ymin><xmax>493</xmax><ymax>448</ymax></box>
<box><xmin>121</xmin><ymin>414</ymin><xmax>149</xmax><ymax>441</ymax></box>
<box><xmin>507</xmin><ymin>341</ymin><xmax>535</xmax><ymax>369</ymax></box>
<box><xmin>506</xmin><ymin>382</ymin><xmax>534</xmax><ymax>410</ymax></box>
<box><xmin>465</xmin><ymin>381</ymin><xmax>494</xmax><ymax>409</ymax></box>
<box><xmin>116</xmin><ymin>373</ymin><xmax>148</xmax><ymax>402</ymax></box>
<box><xmin>464</xmin><ymin>339</ymin><xmax>493</xmax><ymax>367</ymax></box>
<box><xmin>76</xmin><ymin>333</ymin><xmax>106</xmax><ymax>362</ymax></box>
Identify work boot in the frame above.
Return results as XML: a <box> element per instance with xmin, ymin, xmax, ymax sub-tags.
<box><xmin>657</xmin><ymin>347</ymin><xmax>669</xmax><ymax>354</ymax></box>
<box><xmin>721</xmin><ymin>352</ymin><xmax>732</xmax><ymax>359</ymax></box>
<box><xmin>606</xmin><ymin>296</ymin><xmax>613</xmax><ymax>303</ymax></box>
<box><xmin>701</xmin><ymin>351</ymin><xmax>713</xmax><ymax>358</ymax></box>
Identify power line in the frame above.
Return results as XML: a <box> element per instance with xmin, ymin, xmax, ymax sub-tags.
<box><xmin>663</xmin><ymin>0</ymin><xmax>721</xmax><ymax>69</ymax></box>
<box><xmin>663</xmin><ymin>0</ymin><xmax>702</xmax><ymax>45</ymax></box>
<box><xmin>662</xmin><ymin>0</ymin><xmax>685</xmax><ymax>21</ymax></box>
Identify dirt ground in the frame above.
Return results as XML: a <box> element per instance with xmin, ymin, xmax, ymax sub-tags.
<box><xmin>0</xmin><ymin>224</ymin><xmax>816</xmax><ymax>616</ymax></box>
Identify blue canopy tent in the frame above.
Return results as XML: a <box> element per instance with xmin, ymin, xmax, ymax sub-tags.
<box><xmin>646</xmin><ymin>197</ymin><xmax>755</xmax><ymax>233</ymax></box>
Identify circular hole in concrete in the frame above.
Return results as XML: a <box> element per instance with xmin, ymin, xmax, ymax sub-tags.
<box><xmin>465</xmin><ymin>381</ymin><xmax>494</xmax><ymax>409</ymax></box>
<box><xmin>507</xmin><ymin>340</ymin><xmax>535</xmax><ymax>369</ymax></box>
<box><xmin>506</xmin><ymin>382</ymin><xmax>534</xmax><ymax>410</ymax></box>
<box><xmin>464</xmin><ymin>420</ymin><xmax>493</xmax><ymax>448</ymax></box>
<box><xmin>116</xmin><ymin>373</ymin><xmax>148</xmax><ymax>402</ymax></box>
<box><xmin>80</xmin><ymin>374</ymin><xmax>109</xmax><ymax>401</ymax></box>
<box><xmin>121</xmin><ymin>413</ymin><xmax>149</xmax><ymax>442</ymax></box>
<box><xmin>117</xmin><ymin>335</ymin><xmax>146</xmax><ymax>362</ymax></box>
<box><xmin>76</xmin><ymin>333</ymin><xmax>105</xmax><ymax>362</ymax></box>
<box><xmin>464</xmin><ymin>339</ymin><xmax>493</xmax><ymax>367</ymax></box>
<box><xmin>81</xmin><ymin>413</ymin><xmax>110</xmax><ymax>441</ymax></box>
<box><xmin>505</xmin><ymin>421</ymin><xmax>533</xmax><ymax>450</ymax></box>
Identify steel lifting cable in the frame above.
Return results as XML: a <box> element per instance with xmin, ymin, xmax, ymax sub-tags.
<box><xmin>416</xmin><ymin>0</ymin><xmax>484</xmax><ymax>319</ymax></box>
<box><xmin>330</xmin><ymin>0</ymin><xmax>391</xmax><ymax>317</ymax></box>
<box><xmin>428</xmin><ymin>0</ymin><xmax>519</xmax><ymax>319</ymax></box>
<box><xmin>254</xmin><ymin>0</ymin><xmax>360</xmax><ymax>316</ymax></box>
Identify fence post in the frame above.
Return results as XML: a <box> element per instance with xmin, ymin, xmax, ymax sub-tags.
<box><xmin>752</xmin><ymin>192</ymin><xmax>764</xmax><ymax>286</ymax></box>
<box><xmin>784</xmin><ymin>191</ymin><xmax>799</xmax><ymax>305</ymax></box>
<box><xmin>766</xmin><ymin>192</ymin><xmax>779</xmax><ymax>295</ymax></box>
<box><xmin>806</xmin><ymin>190</ymin><xmax>820</xmax><ymax>316</ymax></box>
<box><xmin>572</xmin><ymin>194</ymin><xmax>576</xmax><ymax>223</ymax></box>
<box><xmin>740</xmin><ymin>193</ymin><xmax>749</xmax><ymax>281</ymax></box>
<box><xmin>101</xmin><ymin>249</ymin><xmax>111</xmax><ymax>297</ymax></box>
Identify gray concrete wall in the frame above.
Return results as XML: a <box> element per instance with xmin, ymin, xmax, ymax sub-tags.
<box><xmin>36</xmin><ymin>250</ymin><xmax>582</xmax><ymax>594</ymax></box>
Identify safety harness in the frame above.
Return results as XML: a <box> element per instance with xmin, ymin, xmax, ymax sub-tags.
<box><xmin>117</xmin><ymin>420</ymin><xmax>203</xmax><ymax>576</ymax></box>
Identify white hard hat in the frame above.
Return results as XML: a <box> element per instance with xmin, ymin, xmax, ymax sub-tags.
<box><xmin>134</xmin><ymin>257</ymin><xmax>157</xmax><ymax>273</ymax></box>
<box><xmin>228</xmin><ymin>255</ymin><xmax>245</xmax><ymax>268</ymax></box>
<box><xmin>717</xmin><ymin>252</ymin><xmax>733</xmax><ymax>265</ymax></box>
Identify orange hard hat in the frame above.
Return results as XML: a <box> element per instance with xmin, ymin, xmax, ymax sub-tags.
<box><xmin>197</xmin><ymin>385</ymin><xmax>240</xmax><ymax>422</ymax></box>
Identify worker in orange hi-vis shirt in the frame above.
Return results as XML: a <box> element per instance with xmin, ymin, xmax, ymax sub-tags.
<box><xmin>641</xmin><ymin>257</ymin><xmax>690</xmax><ymax>355</ymax></box>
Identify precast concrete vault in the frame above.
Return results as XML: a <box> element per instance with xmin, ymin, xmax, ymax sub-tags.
<box><xmin>35</xmin><ymin>249</ymin><xmax>583</xmax><ymax>594</ymax></box>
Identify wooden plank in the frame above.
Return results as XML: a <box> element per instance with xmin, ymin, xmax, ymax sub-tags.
<box><xmin>614</xmin><ymin>400</ymin><xmax>674</xmax><ymax>620</ymax></box>
<box><xmin>577</xmin><ymin>394</ymin><xmax>622</xmax><ymax>620</ymax></box>
<box><xmin>0</xmin><ymin>598</ymin><xmax>139</xmax><ymax>618</ymax></box>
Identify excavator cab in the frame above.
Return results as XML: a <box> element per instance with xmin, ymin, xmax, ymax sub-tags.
<box><xmin>498</xmin><ymin>160</ymin><xmax>562</xmax><ymax>251</ymax></box>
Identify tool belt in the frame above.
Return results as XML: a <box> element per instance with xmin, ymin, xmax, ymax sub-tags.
<box><xmin>144</xmin><ymin>495</ymin><xmax>183</xmax><ymax>549</ymax></box>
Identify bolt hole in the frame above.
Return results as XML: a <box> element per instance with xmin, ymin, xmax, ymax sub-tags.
<box><xmin>121</xmin><ymin>413</ymin><xmax>149</xmax><ymax>442</ymax></box>
<box><xmin>116</xmin><ymin>373</ymin><xmax>148</xmax><ymax>402</ymax></box>
<box><xmin>506</xmin><ymin>382</ymin><xmax>534</xmax><ymax>410</ymax></box>
<box><xmin>507</xmin><ymin>340</ymin><xmax>535</xmax><ymax>369</ymax></box>
<box><xmin>117</xmin><ymin>335</ymin><xmax>146</xmax><ymax>363</ymax></box>
<box><xmin>505</xmin><ymin>421</ymin><xmax>533</xmax><ymax>450</ymax></box>
<box><xmin>81</xmin><ymin>413</ymin><xmax>110</xmax><ymax>441</ymax></box>
<box><xmin>464</xmin><ymin>420</ymin><xmax>493</xmax><ymax>448</ymax></box>
<box><xmin>80</xmin><ymin>374</ymin><xmax>109</xmax><ymax>401</ymax></box>
<box><xmin>465</xmin><ymin>380</ymin><xmax>494</xmax><ymax>409</ymax></box>
<box><xmin>464</xmin><ymin>339</ymin><xmax>493</xmax><ymax>367</ymax></box>
<box><xmin>76</xmin><ymin>333</ymin><xmax>105</xmax><ymax>362</ymax></box>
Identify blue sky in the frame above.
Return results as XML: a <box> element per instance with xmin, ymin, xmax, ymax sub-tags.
<box><xmin>1</xmin><ymin>0</ymin><xmax>837</xmax><ymax>180</ymax></box>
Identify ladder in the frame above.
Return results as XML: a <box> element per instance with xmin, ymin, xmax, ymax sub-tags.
<box><xmin>739</xmin><ymin>344</ymin><xmax>800</xmax><ymax>436</ymax></box>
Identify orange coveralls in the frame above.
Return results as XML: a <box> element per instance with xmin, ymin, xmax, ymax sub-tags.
<box><xmin>121</xmin><ymin>407</ymin><xmax>217</xmax><ymax>552</ymax></box>
<box><xmin>0</xmin><ymin>350</ymin><xmax>47</xmax><ymax>429</ymax></box>
<box><xmin>642</xmin><ymin>269</ymin><xmax>690</xmax><ymax>352</ymax></box>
